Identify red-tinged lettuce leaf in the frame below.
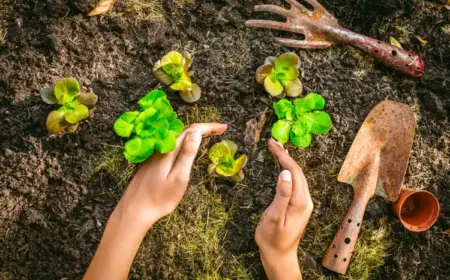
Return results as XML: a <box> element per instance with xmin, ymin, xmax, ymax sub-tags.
<box><xmin>255</xmin><ymin>64</ymin><xmax>273</xmax><ymax>84</ymax></box>
<box><xmin>78</xmin><ymin>92</ymin><xmax>98</xmax><ymax>109</ymax></box>
<box><xmin>46</xmin><ymin>108</ymin><xmax>69</xmax><ymax>134</ymax></box>
<box><xmin>180</xmin><ymin>83</ymin><xmax>201</xmax><ymax>103</ymax></box>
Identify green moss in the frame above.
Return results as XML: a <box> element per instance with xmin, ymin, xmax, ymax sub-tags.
<box><xmin>180</xmin><ymin>104</ymin><xmax>221</xmax><ymax>125</ymax></box>
<box><xmin>88</xmin><ymin>145</ymin><xmax>136</xmax><ymax>189</ymax></box>
<box><xmin>138</xmin><ymin>160</ymin><xmax>251</xmax><ymax>279</ymax></box>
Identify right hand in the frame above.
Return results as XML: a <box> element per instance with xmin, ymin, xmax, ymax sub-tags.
<box><xmin>115</xmin><ymin>123</ymin><xmax>228</xmax><ymax>231</ymax></box>
<box><xmin>255</xmin><ymin>138</ymin><xmax>313</xmax><ymax>280</ymax></box>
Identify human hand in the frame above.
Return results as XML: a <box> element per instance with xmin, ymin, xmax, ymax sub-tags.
<box><xmin>255</xmin><ymin>138</ymin><xmax>313</xmax><ymax>280</ymax></box>
<box><xmin>113</xmin><ymin>123</ymin><xmax>228</xmax><ymax>231</ymax></box>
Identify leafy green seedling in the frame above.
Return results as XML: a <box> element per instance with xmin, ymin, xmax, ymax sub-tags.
<box><xmin>153</xmin><ymin>51</ymin><xmax>201</xmax><ymax>103</ymax></box>
<box><xmin>208</xmin><ymin>140</ymin><xmax>248</xmax><ymax>182</ymax></box>
<box><xmin>113</xmin><ymin>89</ymin><xmax>185</xmax><ymax>163</ymax></box>
<box><xmin>272</xmin><ymin>93</ymin><xmax>332</xmax><ymax>148</ymax></box>
<box><xmin>256</xmin><ymin>52</ymin><xmax>303</xmax><ymax>98</ymax></box>
<box><xmin>41</xmin><ymin>78</ymin><xmax>98</xmax><ymax>134</ymax></box>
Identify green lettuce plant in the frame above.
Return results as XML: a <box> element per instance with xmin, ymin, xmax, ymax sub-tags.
<box><xmin>113</xmin><ymin>89</ymin><xmax>184</xmax><ymax>163</ymax></box>
<box><xmin>41</xmin><ymin>77</ymin><xmax>98</xmax><ymax>134</ymax></box>
<box><xmin>208</xmin><ymin>140</ymin><xmax>248</xmax><ymax>182</ymax></box>
<box><xmin>256</xmin><ymin>52</ymin><xmax>303</xmax><ymax>98</ymax></box>
<box><xmin>272</xmin><ymin>93</ymin><xmax>332</xmax><ymax>148</ymax></box>
<box><xmin>153</xmin><ymin>51</ymin><xmax>201</xmax><ymax>103</ymax></box>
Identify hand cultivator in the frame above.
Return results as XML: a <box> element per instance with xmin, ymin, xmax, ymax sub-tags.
<box><xmin>245</xmin><ymin>0</ymin><xmax>425</xmax><ymax>77</ymax></box>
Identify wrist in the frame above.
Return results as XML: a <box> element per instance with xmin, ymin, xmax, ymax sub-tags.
<box><xmin>112</xmin><ymin>201</ymin><xmax>157</xmax><ymax>234</ymax></box>
<box><xmin>260</xmin><ymin>251</ymin><xmax>301</xmax><ymax>280</ymax></box>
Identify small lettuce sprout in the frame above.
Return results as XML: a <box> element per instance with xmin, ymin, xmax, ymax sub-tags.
<box><xmin>113</xmin><ymin>89</ymin><xmax>185</xmax><ymax>163</ymax></box>
<box><xmin>256</xmin><ymin>52</ymin><xmax>303</xmax><ymax>98</ymax></box>
<box><xmin>153</xmin><ymin>51</ymin><xmax>201</xmax><ymax>103</ymax></box>
<box><xmin>208</xmin><ymin>140</ymin><xmax>248</xmax><ymax>182</ymax></box>
<box><xmin>41</xmin><ymin>78</ymin><xmax>98</xmax><ymax>134</ymax></box>
<box><xmin>272</xmin><ymin>93</ymin><xmax>332</xmax><ymax>148</ymax></box>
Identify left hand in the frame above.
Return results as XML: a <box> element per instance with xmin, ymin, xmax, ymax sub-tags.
<box><xmin>255</xmin><ymin>139</ymin><xmax>313</xmax><ymax>279</ymax></box>
<box><xmin>113</xmin><ymin>123</ymin><xmax>228</xmax><ymax>231</ymax></box>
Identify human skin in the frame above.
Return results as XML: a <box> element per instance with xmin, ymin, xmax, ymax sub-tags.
<box><xmin>83</xmin><ymin>124</ymin><xmax>313</xmax><ymax>280</ymax></box>
<box><xmin>255</xmin><ymin>138</ymin><xmax>314</xmax><ymax>280</ymax></box>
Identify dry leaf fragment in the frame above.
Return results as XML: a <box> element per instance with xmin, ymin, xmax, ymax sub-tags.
<box><xmin>443</xmin><ymin>229</ymin><xmax>450</xmax><ymax>235</ymax></box>
<box><xmin>244</xmin><ymin>108</ymin><xmax>268</xmax><ymax>156</ymax></box>
<box><xmin>415</xmin><ymin>35</ymin><xmax>428</xmax><ymax>46</ymax></box>
<box><xmin>88</xmin><ymin>0</ymin><xmax>115</xmax><ymax>16</ymax></box>
<box><xmin>389</xmin><ymin>36</ymin><xmax>403</xmax><ymax>49</ymax></box>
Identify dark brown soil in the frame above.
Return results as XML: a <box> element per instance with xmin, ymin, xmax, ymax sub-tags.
<box><xmin>1</xmin><ymin>0</ymin><xmax>449</xmax><ymax>279</ymax></box>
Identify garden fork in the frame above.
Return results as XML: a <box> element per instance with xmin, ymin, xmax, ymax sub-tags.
<box><xmin>245</xmin><ymin>0</ymin><xmax>424</xmax><ymax>77</ymax></box>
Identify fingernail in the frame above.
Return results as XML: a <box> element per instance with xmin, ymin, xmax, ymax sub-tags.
<box><xmin>280</xmin><ymin>170</ymin><xmax>292</xmax><ymax>183</ymax></box>
<box><xmin>188</xmin><ymin>130</ymin><xmax>202</xmax><ymax>142</ymax></box>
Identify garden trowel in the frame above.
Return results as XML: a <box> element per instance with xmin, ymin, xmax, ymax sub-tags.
<box><xmin>322</xmin><ymin>100</ymin><xmax>416</xmax><ymax>274</ymax></box>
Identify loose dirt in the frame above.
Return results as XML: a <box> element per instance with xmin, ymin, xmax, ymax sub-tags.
<box><xmin>0</xmin><ymin>0</ymin><xmax>449</xmax><ymax>279</ymax></box>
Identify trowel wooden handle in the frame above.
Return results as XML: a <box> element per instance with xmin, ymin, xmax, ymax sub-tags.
<box><xmin>322</xmin><ymin>193</ymin><xmax>370</xmax><ymax>274</ymax></box>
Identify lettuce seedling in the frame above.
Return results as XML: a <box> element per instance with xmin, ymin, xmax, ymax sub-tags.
<box><xmin>41</xmin><ymin>78</ymin><xmax>98</xmax><ymax>134</ymax></box>
<box><xmin>113</xmin><ymin>89</ymin><xmax>185</xmax><ymax>163</ymax></box>
<box><xmin>153</xmin><ymin>51</ymin><xmax>201</xmax><ymax>103</ymax></box>
<box><xmin>208</xmin><ymin>140</ymin><xmax>248</xmax><ymax>182</ymax></box>
<box><xmin>272</xmin><ymin>93</ymin><xmax>332</xmax><ymax>148</ymax></box>
<box><xmin>256</xmin><ymin>52</ymin><xmax>303</xmax><ymax>98</ymax></box>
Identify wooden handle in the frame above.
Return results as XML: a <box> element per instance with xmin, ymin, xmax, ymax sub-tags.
<box><xmin>322</xmin><ymin>192</ymin><xmax>370</xmax><ymax>274</ymax></box>
<box><xmin>331</xmin><ymin>28</ymin><xmax>425</xmax><ymax>77</ymax></box>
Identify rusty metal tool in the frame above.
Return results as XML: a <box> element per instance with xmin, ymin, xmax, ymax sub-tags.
<box><xmin>245</xmin><ymin>0</ymin><xmax>425</xmax><ymax>77</ymax></box>
<box><xmin>321</xmin><ymin>100</ymin><xmax>416</xmax><ymax>274</ymax></box>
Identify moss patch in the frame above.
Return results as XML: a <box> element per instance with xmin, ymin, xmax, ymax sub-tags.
<box><xmin>134</xmin><ymin>147</ymin><xmax>252</xmax><ymax>279</ymax></box>
<box><xmin>179</xmin><ymin>104</ymin><xmax>221</xmax><ymax>125</ymax></box>
<box><xmin>88</xmin><ymin>145</ymin><xmax>136</xmax><ymax>190</ymax></box>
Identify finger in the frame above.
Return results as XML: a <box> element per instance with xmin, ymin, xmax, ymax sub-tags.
<box><xmin>266</xmin><ymin>170</ymin><xmax>293</xmax><ymax>226</ymax></box>
<box><xmin>169</xmin><ymin>123</ymin><xmax>228</xmax><ymax>164</ymax></box>
<box><xmin>167</xmin><ymin>130</ymin><xmax>203</xmax><ymax>185</ymax></box>
<box><xmin>268</xmin><ymin>138</ymin><xmax>310</xmax><ymax>209</ymax></box>
<box><xmin>186</xmin><ymin>123</ymin><xmax>228</xmax><ymax>137</ymax></box>
<box><xmin>152</xmin><ymin>123</ymin><xmax>228</xmax><ymax>173</ymax></box>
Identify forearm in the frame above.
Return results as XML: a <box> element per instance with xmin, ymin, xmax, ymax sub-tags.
<box><xmin>83</xmin><ymin>208</ymin><xmax>150</xmax><ymax>280</ymax></box>
<box><xmin>261</xmin><ymin>252</ymin><xmax>302</xmax><ymax>280</ymax></box>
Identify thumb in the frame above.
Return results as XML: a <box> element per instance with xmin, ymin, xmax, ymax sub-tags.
<box><xmin>168</xmin><ymin>130</ymin><xmax>202</xmax><ymax>184</ymax></box>
<box><xmin>266</xmin><ymin>170</ymin><xmax>293</xmax><ymax>226</ymax></box>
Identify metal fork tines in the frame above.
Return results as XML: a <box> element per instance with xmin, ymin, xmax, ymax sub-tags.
<box><xmin>245</xmin><ymin>0</ymin><xmax>340</xmax><ymax>49</ymax></box>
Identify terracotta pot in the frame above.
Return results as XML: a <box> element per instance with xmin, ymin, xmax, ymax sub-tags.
<box><xmin>392</xmin><ymin>188</ymin><xmax>439</xmax><ymax>232</ymax></box>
